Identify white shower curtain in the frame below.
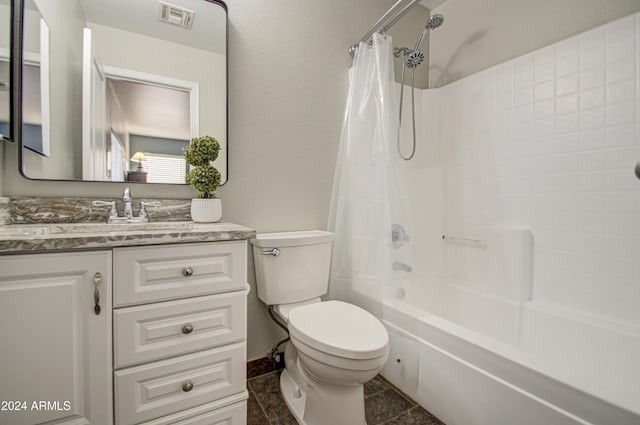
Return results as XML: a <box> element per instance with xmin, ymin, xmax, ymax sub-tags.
<box><xmin>328</xmin><ymin>33</ymin><xmax>413</xmax><ymax>306</ymax></box>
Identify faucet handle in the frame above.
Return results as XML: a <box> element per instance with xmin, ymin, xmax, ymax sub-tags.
<box><xmin>92</xmin><ymin>200</ymin><xmax>118</xmax><ymax>219</ymax></box>
<box><xmin>138</xmin><ymin>201</ymin><xmax>161</xmax><ymax>220</ymax></box>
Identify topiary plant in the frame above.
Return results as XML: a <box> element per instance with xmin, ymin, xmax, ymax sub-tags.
<box><xmin>185</xmin><ymin>135</ymin><xmax>221</xmax><ymax>198</ymax></box>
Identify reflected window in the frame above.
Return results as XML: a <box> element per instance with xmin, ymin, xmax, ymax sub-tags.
<box><xmin>107</xmin><ymin>131</ymin><xmax>125</xmax><ymax>182</ymax></box>
<box><xmin>144</xmin><ymin>153</ymin><xmax>186</xmax><ymax>184</ymax></box>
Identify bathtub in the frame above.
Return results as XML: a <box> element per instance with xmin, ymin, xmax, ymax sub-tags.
<box><xmin>351</xmin><ymin>281</ymin><xmax>640</xmax><ymax>425</ymax></box>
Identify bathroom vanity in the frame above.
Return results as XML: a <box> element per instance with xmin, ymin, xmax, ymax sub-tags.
<box><xmin>0</xmin><ymin>222</ymin><xmax>254</xmax><ymax>425</ymax></box>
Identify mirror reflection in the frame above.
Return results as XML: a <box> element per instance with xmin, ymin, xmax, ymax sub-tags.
<box><xmin>17</xmin><ymin>0</ymin><xmax>227</xmax><ymax>184</ymax></box>
<box><xmin>0</xmin><ymin>0</ymin><xmax>12</xmax><ymax>141</ymax></box>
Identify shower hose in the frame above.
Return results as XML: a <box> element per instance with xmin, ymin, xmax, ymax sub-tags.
<box><xmin>397</xmin><ymin>62</ymin><xmax>417</xmax><ymax>161</ymax></box>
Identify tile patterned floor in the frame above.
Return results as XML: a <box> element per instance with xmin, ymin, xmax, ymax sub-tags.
<box><xmin>247</xmin><ymin>371</ymin><xmax>445</xmax><ymax>425</ymax></box>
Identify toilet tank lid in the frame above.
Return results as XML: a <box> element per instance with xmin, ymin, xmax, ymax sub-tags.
<box><xmin>250</xmin><ymin>230</ymin><xmax>334</xmax><ymax>247</ymax></box>
<box><xmin>288</xmin><ymin>300</ymin><xmax>389</xmax><ymax>360</ymax></box>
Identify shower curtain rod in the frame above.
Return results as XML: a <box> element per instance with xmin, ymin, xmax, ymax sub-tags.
<box><xmin>348</xmin><ymin>0</ymin><xmax>423</xmax><ymax>57</ymax></box>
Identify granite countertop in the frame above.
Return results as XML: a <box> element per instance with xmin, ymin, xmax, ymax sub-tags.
<box><xmin>0</xmin><ymin>221</ymin><xmax>256</xmax><ymax>254</ymax></box>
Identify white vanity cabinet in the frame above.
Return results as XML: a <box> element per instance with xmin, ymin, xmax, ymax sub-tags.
<box><xmin>0</xmin><ymin>251</ymin><xmax>113</xmax><ymax>425</ymax></box>
<box><xmin>112</xmin><ymin>241</ymin><xmax>248</xmax><ymax>425</ymax></box>
<box><xmin>0</xmin><ymin>237</ymin><xmax>249</xmax><ymax>425</ymax></box>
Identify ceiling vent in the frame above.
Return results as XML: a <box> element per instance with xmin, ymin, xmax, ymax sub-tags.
<box><xmin>158</xmin><ymin>1</ymin><xmax>195</xmax><ymax>29</ymax></box>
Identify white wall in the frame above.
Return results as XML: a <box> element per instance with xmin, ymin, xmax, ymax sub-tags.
<box><xmin>429</xmin><ymin>0</ymin><xmax>640</xmax><ymax>87</ymax></box>
<box><xmin>414</xmin><ymin>12</ymin><xmax>640</xmax><ymax>326</ymax></box>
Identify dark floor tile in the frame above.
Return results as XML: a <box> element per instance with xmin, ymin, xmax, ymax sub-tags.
<box><xmin>364</xmin><ymin>374</ymin><xmax>392</xmax><ymax>398</ymax></box>
<box><xmin>248</xmin><ymin>372</ymin><xmax>445</xmax><ymax>425</ymax></box>
<box><xmin>247</xmin><ymin>371</ymin><xmax>291</xmax><ymax>421</ymax></box>
<box><xmin>248</xmin><ymin>356</ymin><xmax>282</xmax><ymax>379</ymax></box>
<box><xmin>365</xmin><ymin>389</ymin><xmax>415</xmax><ymax>425</ymax></box>
<box><xmin>270</xmin><ymin>409</ymin><xmax>298</xmax><ymax>425</ymax></box>
<box><xmin>247</xmin><ymin>392</ymin><xmax>269</xmax><ymax>425</ymax></box>
<box><xmin>384</xmin><ymin>405</ymin><xmax>446</xmax><ymax>425</ymax></box>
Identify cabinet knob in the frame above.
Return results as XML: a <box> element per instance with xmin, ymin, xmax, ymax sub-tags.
<box><xmin>182</xmin><ymin>267</ymin><xmax>194</xmax><ymax>277</ymax></box>
<box><xmin>182</xmin><ymin>381</ymin><xmax>194</xmax><ymax>392</ymax></box>
<box><xmin>181</xmin><ymin>324</ymin><xmax>194</xmax><ymax>334</ymax></box>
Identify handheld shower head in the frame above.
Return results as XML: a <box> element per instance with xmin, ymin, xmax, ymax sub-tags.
<box><xmin>427</xmin><ymin>14</ymin><xmax>445</xmax><ymax>30</ymax></box>
<box><xmin>414</xmin><ymin>13</ymin><xmax>445</xmax><ymax>51</ymax></box>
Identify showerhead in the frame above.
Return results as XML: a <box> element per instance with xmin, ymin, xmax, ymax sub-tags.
<box><xmin>414</xmin><ymin>13</ymin><xmax>445</xmax><ymax>51</ymax></box>
<box><xmin>396</xmin><ymin>13</ymin><xmax>444</xmax><ymax>69</ymax></box>
<box><xmin>405</xmin><ymin>50</ymin><xmax>425</xmax><ymax>69</ymax></box>
<box><xmin>427</xmin><ymin>14</ymin><xmax>445</xmax><ymax>30</ymax></box>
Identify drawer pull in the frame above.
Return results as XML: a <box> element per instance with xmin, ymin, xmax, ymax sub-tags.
<box><xmin>181</xmin><ymin>324</ymin><xmax>194</xmax><ymax>334</ymax></box>
<box><xmin>93</xmin><ymin>272</ymin><xmax>102</xmax><ymax>315</ymax></box>
<box><xmin>182</xmin><ymin>267</ymin><xmax>194</xmax><ymax>277</ymax></box>
<box><xmin>182</xmin><ymin>381</ymin><xmax>194</xmax><ymax>392</ymax></box>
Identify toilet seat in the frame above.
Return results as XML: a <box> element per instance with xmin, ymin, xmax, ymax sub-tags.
<box><xmin>288</xmin><ymin>300</ymin><xmax>388</xmax><ymax>360</ymax></box>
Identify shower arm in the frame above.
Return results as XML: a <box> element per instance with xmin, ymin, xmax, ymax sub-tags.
<box><xmin>348</xmin><ymin>0</ymin><xmax>423</xmax><ymax>57</ymax></box>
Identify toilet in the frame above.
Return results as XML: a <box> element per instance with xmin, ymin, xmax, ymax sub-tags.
<box><xmin>251</xmin><ymin>230</ymin><xmax>389</xmax><ymax>425</ymax></box>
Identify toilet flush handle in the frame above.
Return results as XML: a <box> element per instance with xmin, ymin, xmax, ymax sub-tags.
<box><xmin>261</xmin><ymin>248</ymin><xmax>280</xmax><ymax>257</ymax></box>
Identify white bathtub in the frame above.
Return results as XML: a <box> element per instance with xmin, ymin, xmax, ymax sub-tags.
<box><xmin>358</xmin><ymin>282</ymin><xmax>640</xmax><ymax>425</ymax></box>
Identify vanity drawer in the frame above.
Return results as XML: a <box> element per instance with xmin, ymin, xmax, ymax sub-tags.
<box><xmin>114</xmin><ymin>241</ymin><xmax>247</xmax><ymax>307</ymax></box>
<box><xmin>114</xmin><ymin>291</ymin><xmax>247</xmax><ymax>368</ymax></box>
<box><xmin>115</xmin><ymin>343</ymin><xmax>246</xmax><ymax>425</ymax></box>
<box><xmin>139</xmin><ymin>400</ymin><xmax>246</xmax><ymax>425</ymax></box>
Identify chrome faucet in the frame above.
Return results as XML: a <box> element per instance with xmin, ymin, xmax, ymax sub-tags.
<box><xmin>123</xmin><ymin>187</ymin><xmax>133</xmax><ymax>218</ymax></box>
<box><xmin>92</xmin><ymin>187</ymin><xmax>160</xmax><ymax>223</ymax></box>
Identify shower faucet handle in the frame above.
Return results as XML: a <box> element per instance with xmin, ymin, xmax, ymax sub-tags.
<box><xmin>391</xmin><ymin>224</ymin><xmax>410</xmax><ymax>248</ymax></box>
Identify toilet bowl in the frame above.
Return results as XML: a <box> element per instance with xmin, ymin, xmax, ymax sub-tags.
<box><xmin>276</xmin><ymin>300</ymin><xmax>388</xmax><ymax>425</ymax></box>
<box><xmin>250</xmin><ymin>231</ymin><xmax>390</xmax><ymax>425</ymax></box>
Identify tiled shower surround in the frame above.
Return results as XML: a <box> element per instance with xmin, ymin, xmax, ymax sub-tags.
<box><xmin>410</xmin><ymin>12</ymin><xmax>640</xmax><ymax>325</ymax></box>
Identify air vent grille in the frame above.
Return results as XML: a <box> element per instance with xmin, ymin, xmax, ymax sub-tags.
<box><xmin>158</xmin><ymin>1</ymin><xmax>194</xmax><ymax>29</ymax></box>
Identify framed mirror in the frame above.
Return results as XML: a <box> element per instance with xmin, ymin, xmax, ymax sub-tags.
<box><xmin>11</xmin><ymin>0</ymin><xmax>227</xmax><ymax>184</ymax></box>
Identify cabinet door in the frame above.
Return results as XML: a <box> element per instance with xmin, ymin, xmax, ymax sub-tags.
<box><xmin>0</xmin><ymin>251</ymin><xmax>112</xmax><ymax>425</ymax></box>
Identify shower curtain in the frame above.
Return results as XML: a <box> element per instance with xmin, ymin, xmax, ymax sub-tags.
<box><xmin>328</xmin><ymin>33</ymin><xmax>413</xmax><ymax>307</ymax></box>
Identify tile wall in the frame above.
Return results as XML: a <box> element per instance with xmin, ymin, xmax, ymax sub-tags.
<box><xmin>417</xmin><ymin>12</ymin><xmax>640</xmax><ymax>325</ymax></box>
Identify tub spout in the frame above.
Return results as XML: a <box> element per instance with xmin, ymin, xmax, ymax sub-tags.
<box><xmin>393</xmin><ymin>261</ymin><xmax>412</xmax><ymax>272</ymax></box>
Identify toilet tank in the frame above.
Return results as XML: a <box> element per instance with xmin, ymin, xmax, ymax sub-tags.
<box><xmin>250</xmin><ymin>230</ymin><xmax>334</xmax><ymax>305</ymax></box>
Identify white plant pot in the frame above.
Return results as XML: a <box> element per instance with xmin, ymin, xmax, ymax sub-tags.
<box><xmin>190</xmin><ymin>198</ymin><xmax>222</xmax><ymax>223</ymax></box>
